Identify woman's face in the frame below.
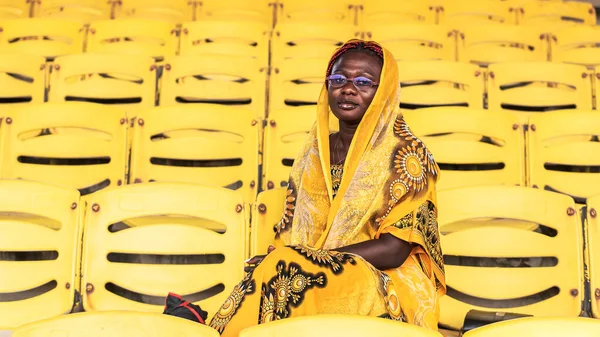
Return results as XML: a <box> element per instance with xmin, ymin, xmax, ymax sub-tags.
<box><xmin>327</xmin><ymin>50</ymin><xmax>383</xmax><ymax>125</ymax></box>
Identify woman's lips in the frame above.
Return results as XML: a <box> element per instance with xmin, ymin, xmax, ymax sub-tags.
<box><xmin>338</xmin><ymin>100</ymin><xmax>359</xmax><ymax>110</ymax></box>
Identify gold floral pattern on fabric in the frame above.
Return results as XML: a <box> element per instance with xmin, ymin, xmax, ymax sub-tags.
<box><xmin>274</xmin><ymin>183</ymin><xmax>297</xmax><ymax>234</ymax></box>
<box><xmin>210</xmin><ymin>271</ymin><xmax>256</xmax><ymax>333</ymax></box>
<box><xmin>393</xmin><ymin>116</ymin><xmax>439</xmax><ymax>176</ymax></box>
<box><xmin>414</xmin><ymin>201</ymin><xmax>444</xmax><ymax>289</ymax></box>
<box><xmin>294</xmin><ymin>245</ymin><xmax>356</xmax><ymax>275</ymax></box>
<box><xmin>331</xmin><ymin>164</ymin><xmax>343</xmax><ymax>198</ymax></box>
<box><xmin>394</xmin><ymin>144</ymin><xmax>427</xmax><ymax>193</ymax></box>
<box><xmin>259</xmin><ymin>261</ymin><xmax>327</xmax><ymax>321</ymax></box>
<box><xmin>379</xmin><ymin>273</ymin><xmax>406</xmax><ymax>321</ymax></box>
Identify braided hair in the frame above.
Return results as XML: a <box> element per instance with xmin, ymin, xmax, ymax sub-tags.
<box><xmin>325</xmin><ymin>40</ymin><xmax>384</xmax><ymax>78</ymax></box>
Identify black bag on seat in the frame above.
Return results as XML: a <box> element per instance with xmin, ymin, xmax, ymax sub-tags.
<box><xmin>163</xmin><ymin>292</ymin><xmax>208</xmax><ymax>324</ymax></box>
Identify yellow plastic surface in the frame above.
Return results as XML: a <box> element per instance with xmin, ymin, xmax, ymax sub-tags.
<box><xmin>239</xmin><ymin>314</ymin><xmax>443</xmax><ymax>337</ymax></box>
<box><xmin>130</xmin><ymin>105</ymin><xmax>260</xmax><ymax>203</ymax></box>
<box><xmin>487</xmin><ymin>61</ymin><xmax>593</xmax><ymax>124</ymax></box>
<box><xmin>36</xmin><ymin>0</ymin><xmax>111</xmax><ymax>22</ymax></box>
<box><xmin>463</xmin><ymin>317</ymin><xmax>600</xmax><ymax>337</ymax></box>
<box><xmin>361</xmin><ymin>0</ymin><xmax>436</xmax><ymax>25</ymax></box>
<box><xmin>519</xmin><ymin>0</ymin><xmax>596</xmax><ymax>26</ymax></box>
<box><xmin>0</xmin><ymin>180</ymin><xmax>79</xmax><ymax>329</ymax></box>
<box><xmin>0</xmin><ymin>18</ymin><xmax>85</xmax><ymax>58</ymax></box>
<box><xmin>437</xmin><ymin>186</ymin><xmax>583</xmax><ymax>330</ymax></box>
<box><xmin>366</xmin><ymin>23</ymin><xmax>453</xmax><ymax>61</ymax></box>
<box><xmin>269</xmin><ymin>57</ymin><xmax>328</xmax><ymax>114</ymax></box>
<box><xmin>458</xmin><ymin>24</ymin><xmax>547</xmax><ymax>65</ymax></box>
<box><xmin>264</xmin><ymin>106</ymin><xmax>315</xmax><ymax>189</ymax></box>
<box><xmin>199</xmin><ymin>0</ymin><xmax>272</xmax><ymax>23</ymax></box>
<box><xmin>397</xmin><ymin>60</ymin><xmax>485</xmax><ymax>109</ymax></box>
<box><xmin>439</xmin><ymin>0</ymin><xmax>515</xmax><ymax>25</ymax></box>
<box><xmin>48</xmin><ymin>53</ymin><xmax>157</xmax><ymax>117</ymax></box>
<box><xmin>179</xmin><ymin>20</ymin><xmax>269</xmax><ymax>66</ymax></box>
<box><xmin>87</xmin><ymin>19</ymin><xmax>178</xmax><ymax>58</ymax></box>
<box><xmin>271</xmin><ymin>21</ymin><xmax>356</xmax><ymax>67</ymax></box>
<box><xmin>0</xmin><ymin>102</ymin><xmax>128</xmax><ymax>194</ymax></box>
<box><xmin>251</xmin><ymin>188</ymin><xmax>286</xmax><ymax>256</ymax></box>
<box><xmin>0</xmin><ymin>0</ymin><xmax>29</xmax><ymax>19</ymax></box>
<box><xmin>0</xmin><ymin>53</ymin><xmax>46</xmax><ymax>106</ymax></box>
<box><xmin>12</xmin><ymin>311</ymin><xmax>221</xmax><ymax>337</ymax></box>
<box><xmin>81</xmin><ymin>183</ymin><xmax>247</xmax><ymax>318</ymax></box>
<box><xmin>404</xmin><ymin>107</ymin><xmax>524</xmax><ymax>190</ymax></box>
<box><xmin>279</xmin><ymin>0</ymin><xmax>355</xmax><ymax>23</ymax></box>
<box><xmin>160</xmin><ymin>54</ymin><xmax>267</xmax><ymax>118</ymax></box>
<box><xmin>116</xmin><ymin>0</ymin><xmax>194</xmax><ymax>22</ymax></box>
<box><xmin>527</xmin><ymin>110</ymin><xmax>600</xmax><ymax>203</ymax></box>
<box><xmin>553</xmin><ymin>25</ymin><xmax>600</xmax><ymax>66</ymax></box>
<box><xmin>587</xmin><ymin>195</ymin><xmax>600</xmax><ymax>318</ymax></box>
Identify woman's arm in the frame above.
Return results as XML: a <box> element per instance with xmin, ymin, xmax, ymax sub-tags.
<box><xmin>335</xmin><ymin>234</ymin><xmax>413</xmax><ymax>270</ymax></box>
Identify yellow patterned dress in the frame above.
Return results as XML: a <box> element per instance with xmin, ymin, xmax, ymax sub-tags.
<box><xmin>208</xmin><ymin>39</ymin><xmax>445</xmax><ymax>337</ymax></box>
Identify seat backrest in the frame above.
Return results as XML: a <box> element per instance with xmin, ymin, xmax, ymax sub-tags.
<box><xmin>553</xmin><ymin>25</ymin><xmax>600</xmax><ymax>67</ymax></box>
<box><xmin>199</xmin><ymin>0</ymin><xmax>272</xmax><ymax>23</ymax></box>
<box><xmin>366</xmin><ymin>23</ymin><xmax>453</xmax><ymax>61</ymax></box>
<box><xmin>587</xmin><ymin>195</ymin><xmax>600</xmax><ymax>318</ymax></box>
<box><xmin>0</xmin><ymin>18</ymin><xmax>85</xmax><ymax>58</ymax></box>
<box><xmin>439</xmin><ymin>0</ymin><xmax>515</xmax><ymax>25</ymax></box>
<box><xmin>81</xmin><ymin>183</ymin><xmax>248</xmax><ymax>317</ymax></box>
<box><xmin>0</xmin><ymin>53</ymin><xmax>46</xmax><ymax>105</ymax></box>
<box><xmin>487</xmin><ymin>61</ymin><xmax>592</xmax><ymax>124</ymax></box>
<box><xmin>404</xmin><ymin>107</ymin><xmax>524</xmax><ymax>190</ymax></box>
<box><xmin>279</xmin><ymin>0</ymin><xmax>355</xmax><ymax>23</ymax></box>
<box><xmin>462</xmin><ymin>317</ymin><xmax>600</xmax><ymax>337</ymax></box>
<box><xmin>239</xmin><ymin>314</ymin><xmax>443</xmax><ymax>337</ymax></box>
<box><xmin>36</xmin><ymin>0</ymin><xmax>111</xmax><ymax>22</ymax></box>
<box><xmin>361</xmin><ymin>0</ymin><xmax>436</xmax><ymax>25</ymax></box>
<box><xmin>437</xmin><ymin>186</ymin><xmax>583</xmax><ymax>330</ymax></box>
<box><xmin>0</xmin><ymin>180</ymin><xmax>79</xmax><ymax>329</ymax></box>
<box><xmin>0</xmin><ymin>0</ymin><xmax>29</xmax><ymax>19</ymax></box>
<box><xmin>160</xmin><ymin>54</ymin><xmax>266</xmax><ymax>118</ymax></box>
<box><xmin>519</xmin><ymin>0</ymin><xmax>596</xmax><ymax>26</ymax></box>
<box><xmin>397</xmin><ymin>60</ymin><xmax>484</xmax><ymax>109</ymax></box>
<box><xmin>12</xmin><ymin>311</ymin><xmax>221</xmax><ymax>337</ymax></box>
<box><xmin>527</xmin><ymin>110</ymin><xmax>600</xmax><ymax>204</ymax></box>
<box><xmin>48</xmin><ymin>53</ymin><xmax>157</xmax><ymax>117</ymax></box>
<box><xmin>179</xmin><ymin>20</ymin><xmax>270</xmax><ymax>65</ymax></box>
<box><xmin>116</xmin><ymin>0</ymin><xmax>194</xmax><ymax>22</ymax></box>
<box><xmin>0</xmin><ymin>102</ymin><xmax>128</xmax><ymax>195</ymax></box>
<box><xmin>130</xmin><ymin>105</ymin><xmax>260</xmax><ymax>203</ymax></box>
<box><xmin>251</xmin><ymin>188</ymin><xmax>286</xmax><ymax>256</ymax></box>
<box><xmin>458</xmin><ymin>23</ymin><xmax>547</xmax><ymax>65</ymax></box>
<box><xmin>87</xmin><ymin>19</ymin><xmax>178</xmax><ymax>59</ymax></box>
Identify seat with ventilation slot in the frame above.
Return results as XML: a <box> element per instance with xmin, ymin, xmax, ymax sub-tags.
<box><xmin>0</xmin><ymin>102</ymin><xmax>128</xmax><ymax>195</ymax></box>
<box><xmin>404</xmin><ymin>107</ymin><xmax>524</xmax><ymax>190</ymax></box>
<box><xmin>34</xmin><ymin>0</ymin><xmax>111</xmax><ymax>22</ymax></box>
<box><xmin>462</xmin><ymin>317</ymin><xmax>600</xmax><ymax>337</ymax></box>
<box><xmin>360</xmin><ymin>0</ymin><xmax>436</xmax><ymax>25</ymax></box>
<box><xmin>251</xmin><ymin>188</ymin><xmax>286</xmax><ymax>257</ymax></box>
<box><xmin>160</xmin><ymin>54</ymin><xmax>267</xmax><ymax>118</ymax></box>
<box><xmin>0</xmin><ymin>53</ymin><xmax>46</xmax><ymax>106</ymax></box>
<box><xmin>129</xmin><ymin>105</ymin><xmax>260</xmax><ymax>203</ymax></box>
<box><xmin>487</xmin><ymin>61</ymin><xmax>592</xmax><ymax>124</ymax></box>
<box><xmin>0</xmin><ymin>0</ymin><xmax>29</xmax><ymax>19</ymax></box>
<box><xmin>518</xmin><ymin>0</ymin><xmax>596</xmax><ymax>26</ymax></box>
<box><xmin>527</xmin><ymin>110</ymin><xmax>600</xmax><ymax>204</ymax></box>
<box><xmin>115</xmin><ymin>0</ymin><xmax>194</xmax><ymax>22</ymax></box>
<box><xmin>366</xmin><ymin>23</ymin><xmax>453</xmax><ymax>61</ymax></box>
<box><xmin>80</xmin><ymin>183</ymin><xmax>247</xmax><ymax>318</ymax></box>
<box><xmin>586</xmin><ymin>196</ymin><xmax>600</xmax><ymax>318</ymax></box>
<box><xmin>278</xmin><ymin>0</ymin><xmax>355</xmax><ymax>24</ymax></box>
<box><xmin>199</xmin><ymin>0</ymin><xmax>272</xmax><ymax>23</ymax></box>
<box><xmin>438</xmin><ymin>0</ymin><xmax>516</xmax><ymax>25</ymax></box>
<box><xmin>437</xmin><ymin>186</ymin><xmax>583</xmax><ymax>330</ymax></box>
<box><xmin>0</xmin><ymin>180</ymin><xmax>80</xmax><ymax>329</ymax></box>
<box><xmin>397</xmin><ymin>60</ymin><xmax>485</xmax><ymax>109</ymax></box>
<box><xmin>552</xmin><ymin>25</ymin><xmax>600</xmax><ymax>67</ymax></box>
<box><xmin>48</xmin><ymin>53</ymin><xmax>157</xmax><ymax>117</ymax></box>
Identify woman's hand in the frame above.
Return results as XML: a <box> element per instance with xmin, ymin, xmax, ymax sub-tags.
<box><xmin>244</xmin><ymin>245</ymin><xmax>275</xmax><ymax>273</ymax></box>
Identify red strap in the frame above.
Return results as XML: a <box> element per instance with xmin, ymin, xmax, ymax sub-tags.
<box><xmin>181</xmin><ymin>303</ymin><xmax>205</xmax><ymax>324</ymax></box>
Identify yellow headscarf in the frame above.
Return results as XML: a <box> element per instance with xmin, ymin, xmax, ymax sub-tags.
<box><xmin>274</xmin><ymin>40</ymin><xmax>445</xmax><ymax>293</ymax></box>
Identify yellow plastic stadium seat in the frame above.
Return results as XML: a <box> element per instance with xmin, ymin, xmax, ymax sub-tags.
<box><xmin>130</xmin><ymin>105</ymin><xmax>260</xmax><ymax>203</ymax></box>
<box><xmin>463</xmin><ymin>317</ymin><xmax>600</xmax><ymax>337</ymax></box>
<box><xmin>48</xmin><ymin>53</ymin><xmax>157</xmax><ymax>117</ymax></box>
<box><xmin>439</xmin><ymin>0</ymin><xmax>515</xmax><ymax>25</ymax></box>
<box><xmin>36</xmin><ymin>0</ymin><xmax>111</xmax><ymax>22</ymax></box>
<box><xmin>553</xmin><ymin>25</ymin><xmax>600</xmax><ymax>67</ymax></box>
<box><xmin>12</xmin><ymin>311</ymin><xmax>220</xmax><ymax>337</ymax></box>
<box><xmin>404</xmin><ymin>107</ymin><xmax>524</xmax><ymax>190</ymax></box>
<box><xmin>361</xmin><ymin>0</ymin><xmax>436</xmax><ymax>25</ymax></box>
<box><xmin>366</xmin><ymin>23</ymin><xmax>453</xmax><ymax>61</ymax></box>
<box><xmin>200</xmin><ymin>0</ymin><xmax>272</xmax><ymax>23</ymax></box>
<box><xmin>437</xmin><ymin>186</ymin><xmax>583</xmax><ymax>330</ymax></box>
<box><xmin>239</xmin><ymin>314</ymin><xmax>443</xmax><ymax>337</ymax></box>
<box><xmin>251</xmin><ymin>188</ymin><xmax>286</xmax><ymax>256</ymax></box>
<box><xmin>87</xmin><ymin>19</ymin><xmax>178</xmax><ymax>59</ymax></box>
<box><xmin>160</xmin><ymin>55</ymin><xmax>266</xmax><ymax>118</ymax></box>
<box><xmin>0</xmin><ymin>102</ymin><xmax>128</xmax><ymax>194</ymax></box>
<box><xmin>116</xmin><ymin>0</ymin><xmax>194</xmax><ymax>22</ymax></box>
<box><xmin>0</xmin><ymin>0</ymin><xmax>29</xmax><ymax>19</ymax></box>
<box><xmin>263</xmin><ymin>106</ymin><xmax>315</xmax><ymax>190</ymax></box>
<box><xmin>0</xmin><ymin>180</ymin><xmax>79</xmax><ymax>329</ymax></box>
<box><xmin>0</xmin><ymin>18</ymin><xmax>85</xmax><ymax>58</ymax></box>
<box><xmin>269</xmin><ymin>57</ymin><xmax>328</xmax><ymax>114</ymax></box>
<box><xmin>0</xmin><ymin>53</ymin><xmax>46</xmax><ymax>106</ymax></box>
<box><xmin>80</xmin><ymin>183</ymin><xmax>247</xmax><ymax>317</ymax></box>
<box><xmin>179</xmin><ymin>20</ymin><xmax>269</xmax><ymax>65</ymax></box>
<box><xmin>279</xmin><ymin>0</ymin><xmax>355</xmax><ymax>23</ymax></box>
<box><xmin>487</xmin><ymin>62</ymin><xmax>592</xmax><ymax>124</ymax></box>
<box><xmin>527</xmin><ymin>110</ymin><xmax>600</xmax><ymax>204</ymax></box>
<box><xmin>458</xmin><ymin>23</ymin><xmax>547</xmax><ymax>65</ymax></box>
<box><xmin>397</xmin><ymin>60</ymin><xmax>484</xmax><ymax>109</ymax></box>
<box><xmin>587</xmin><ymin>196</ymin><xmax>600</xmax><ymax>318</ymax></box>
<box><xmin>519</xmin><ymin>0</ymin><xmax>596</xmax><ymax>26</ymax></box>
<box><xmin>271</xmin><ymin>21</ymin><xmax>356</xmax><ymax>67</ymax></box>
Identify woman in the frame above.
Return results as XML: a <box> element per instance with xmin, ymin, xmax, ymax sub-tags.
<box><xmin>209</xmin><ymin>40</ymin><xmax>445</xmax><ymax>336</ymax></box>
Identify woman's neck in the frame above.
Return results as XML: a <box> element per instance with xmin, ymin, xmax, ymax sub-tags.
<box><xmin>337</xmin><ymin>121</ymin><xmax>358</xmax><ymax>151</ymax></box>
